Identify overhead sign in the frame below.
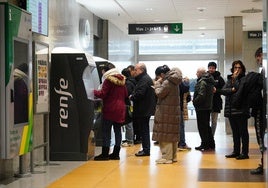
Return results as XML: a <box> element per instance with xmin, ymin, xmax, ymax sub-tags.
<box><xmin>128</xmin><ymin>23</ymin><xmax>183</xmax><ymax>35</ymax></box>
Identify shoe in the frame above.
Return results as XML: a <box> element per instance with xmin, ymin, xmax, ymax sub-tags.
<box><xmin>135</xmin><ymin>150</ymin><xmax>150</xmax><ymax>157</ymax></box>
<box><xmin>172</xmin><ymin>159</ymin><xmax>178</xmax><ymax>162</ymax></box>
<box><xmin>94</xmin><ymin>154</ymin><xmax>109</xmax><ymax>161</ymax></box>
<box><xmin>155</xmin><ymin>158</ymin><xmax>172</xmax><ymax>164</ymax></box>
<box><xmin>121</xmin><ymin>142</ymin><xmax>133</xmax><ymax>147</ymax></box>
<box><xmin>134</xmin><ymin>140</ymin><xmax>142</xmax><ymax>145</ymax></box>
<box><xmin>236</xmin><ymin>154</ymin><xmax>249</xmax><ymax>160</ymax></box>
<box><xmin>154</xmin><ymin>141</ymin><xmax>159</xmax><ymax>145</ymax></box>
<box><xmin>225</xmin><ymin>153</ymin><xmax>239</xmax><ymax>158</ymax></box>
<box><xmin>178</xmin><ymin>145</ymin><xmax>191</xmax><ymax>151</ymax></box>
<box><xmin>109</xmin><ymin>154</ymin><xmax>120</xmax><ymax>160</ymax></box>
<box><xmin>250</xmin><ymin>164</ymin><xmax>264</xmax><ymax>175</ymax></box>
<box><xmin>195</xmin><ymin>145</ymin><xmax>204</xmax><ymax>150</ymax></box>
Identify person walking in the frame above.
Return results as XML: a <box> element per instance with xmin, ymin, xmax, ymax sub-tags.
<box><xmin>93</xmin><ymin>64</ymin><xmax>128</xmax><ymax>161</ymax></box>
<box><xmin>220</xmin><ymin>60</ymin><xmax>250</xmax><ymax>160</ymax></box>
<box><xmin>193</xmin><ymin>67</ymin><xmax>215</xmax><ymax>151</ymax></box>
<box><xmin>207</xmin><ymin>62</ymin><xmax>225</xmax><ymax>136</ymax></box>
<box><xmin>152</xmin><ymin>66</ymin><xmax>182</xmax><ymax>164</ymax></box>
<box><xmin>130</xmin><ymin>63</ymin><xmax>156</xmax><ymax>157</ymax></box>
<box><xmin>249</xmin><ymin>47</ymin><xmax>267</xmax><ymax>174</ymax></box>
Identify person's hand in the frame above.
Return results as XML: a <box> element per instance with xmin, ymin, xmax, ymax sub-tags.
<box><xmin>213</xmin><ymin>87</ymin><xmax>216</xmax><ymax>93</ymax></box>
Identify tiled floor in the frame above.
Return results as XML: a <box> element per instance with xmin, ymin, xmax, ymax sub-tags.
<box><xmin>0</xmin><ymin>121</ymin><xmax>267</xmax><ymax>188</ymax></box>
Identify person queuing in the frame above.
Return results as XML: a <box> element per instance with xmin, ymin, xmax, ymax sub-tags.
<box><xmin>121</xmin><ymin>67</ymin><xmax>136</xmax><ymax>147</ymax></box>
<box><xmin>127</xmin><ymin>65</ymin><xmax>141</xmax><ymax>144</ymax></box>
<box><xmin>178</xmin><ymin>77</ymin><xmax>192</xmax><ymax>151</ymax></box>
<box><xmin>152</xmin><ymin>65</ymin><xmax>182</xmax><ymax>164</ymax></box>
<box><xmin>207</xmin><ymin>62</ymin><xmax>225</xmax><ymax>136</ymax></box>
<box><xmin>193</xmin><ymin>67</ymin><xmax>215</xmax><ymax>151</ymax></box>
<box><xmin>130</xmin><ymin>63</ymin><xmax>156</xmax><ymax>157</ymax></box>
<box><xmin>219</xmin><ymin>60</ymin><xmax>250</xmax><ymax>160</ymax></box>
<box><xmin>93</xmin><ymin>64</ymin><xmax>128</xmax><ymax>161</ymax></box>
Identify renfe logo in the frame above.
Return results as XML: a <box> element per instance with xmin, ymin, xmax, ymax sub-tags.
<box><xmin>54</xmin><ymin>78</ymin><xmax>73</xmax><ymax>128</ymax></box>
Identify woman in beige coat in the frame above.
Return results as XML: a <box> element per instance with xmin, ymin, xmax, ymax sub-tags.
<box><xmin>152</xmin><ymin>66</ymin><xmax>182</xmax><ymax>164</ymax></box>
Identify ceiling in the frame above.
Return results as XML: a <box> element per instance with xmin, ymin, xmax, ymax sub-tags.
<box><xmin>76</xmin><ymin>0</ymin><xmax>263</xmax><ymax>40</ymax></box>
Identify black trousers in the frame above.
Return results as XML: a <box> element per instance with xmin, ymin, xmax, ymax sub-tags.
<box><xmin>228</xmin><ymin>115</ymin><xmax>249</xmax><ymax>155</ymax></box>
<box><xmin>196</xmin><ymin>110</ymin><xmax>215</xmax><ymax>148</ymax></box>
<box><xmin>253</xmin><ymin>108</ymin><xmax>266</xmax><ymax>151</ymax></box>
<box><xmin>135</xmin><ymin>116</ymin><xmax>151</xmax><ymax>153</ymax></box>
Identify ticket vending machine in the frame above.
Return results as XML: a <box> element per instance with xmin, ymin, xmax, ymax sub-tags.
<box><xmin>0</xmin><ymin>2</ymin><xmax>32</xmax><ymax>159</ymax></box>
<box><xmin>50</xmin><ymin>48</ymin><xmax>99</xmax><ymax>161</ymax></box>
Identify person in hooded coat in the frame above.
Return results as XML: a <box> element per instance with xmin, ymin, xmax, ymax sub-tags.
<box><xmin>93</xmin><ymin>64</ymin><xmax>128</xmax><ymax>161</ymax></box>
<box><xmin>152</xmin><ymin>66</ymin><xmax>182</xmax><ymax>164</ymax></box>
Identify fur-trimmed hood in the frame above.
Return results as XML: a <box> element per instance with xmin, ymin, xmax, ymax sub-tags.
<box><xmin>103</xmin><ymin>68</ymin><xmax>126</xmax><ymax>86</ymax></box>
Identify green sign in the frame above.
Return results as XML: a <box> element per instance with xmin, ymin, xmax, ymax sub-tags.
<box><xmin>128</xmin><ymin>23</ymin><xmax>183</xmax><ymax>35</ymax></box>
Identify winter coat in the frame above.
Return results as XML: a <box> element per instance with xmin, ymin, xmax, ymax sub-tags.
<box><xmin>131</xmin><ymin>72</ymin><xmax>156</xmax><ymax>117</ymax></box>
<box><xmin>94</xmin><ymin>68</ymin><xmax>128</xmax><ymax>123</ymax></box>
<box><xmin>125</xmin><ymin>77</ymin><xmax>136</xmax><ymax>105</ymax></box>
<box><xmin>219</xmin><ymin>73</ymin><xmax>250</xmax><ymax>118</ymax></box>
<box><xmin>193</xmin><ymin>73</ymin><xmax>215</xmax><ymax>111</ymax></box>
<box><xmin>210</xmin><ymin>71</ymin><xmax>225</xmax><ymax>112</ymax></box>
<box><xmin>152</xmin><ymin>69</ymin><xmax>182</xmax><ymax>142</ymax></box>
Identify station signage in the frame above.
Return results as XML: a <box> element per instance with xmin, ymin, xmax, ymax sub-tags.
<box><xmin>128</xmin><ymin>23</ymin><xmax>183</xmax><ymax>35</ymax></box>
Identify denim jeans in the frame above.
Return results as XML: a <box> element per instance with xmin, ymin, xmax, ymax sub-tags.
<box><xmin>102</xmin><ymin>118</ymin><xmax>122</xmax><ymax>148</ymax></box>
<box><xmin>125</xmin><ymin>122</ymin><xmax>134</xmax><ymax>143</ymax></box>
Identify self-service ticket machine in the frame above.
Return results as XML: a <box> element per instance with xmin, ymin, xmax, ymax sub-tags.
<box><xmin>50</xmin><ymin>48</ymin><xmax>99</xmax><ymax>161</ymax></box>
<box><xmin>0</xmin><ymin>2</ymin><xmax>32</xmax><ymax>159</ymax></box>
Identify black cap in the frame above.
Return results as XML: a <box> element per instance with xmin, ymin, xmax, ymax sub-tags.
<box><xmin>155</xmin><ymin>65</ymin><xmax>170</xmax><ymax>76</ymax></box>
<box><xmin>208</xmin><ymin>62</ymin><xmax>217</xmax><ymax>68</ymax></box>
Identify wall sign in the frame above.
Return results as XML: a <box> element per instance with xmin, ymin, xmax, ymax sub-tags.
<box><xmin>248</xmin><ymin>31</ymin><xmax>262</xmax><ymax>38</ymax></box>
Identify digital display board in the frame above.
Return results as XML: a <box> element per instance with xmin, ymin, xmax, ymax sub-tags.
<box><xmin>26</xmin><ymin>0</ymin><xmax>48</xmax><ymax>36</ymax></box>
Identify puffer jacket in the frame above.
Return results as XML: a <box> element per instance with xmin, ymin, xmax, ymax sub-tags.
<box><xmin>219</xmin><ymin>73</ymin><xmax>250</xmax><ymax>118</ymax></box>
<box><xmin>152</xmin><ymin>68</ymin><xmax>182</xmax><ymax>142</ymax></box>
<box><xmin>94</xmin><ymin>68</ymin><xmax>128</xmax><ymax>123</ymax></box>
<box><xmin>193</xmin><ymin>73</ymin><xmax>215</xmax><ymax>111</ymax></box>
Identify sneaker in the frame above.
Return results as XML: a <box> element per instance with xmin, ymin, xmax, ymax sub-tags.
<box><xmin>178</xmin><ymin>145</ymin><xmax>191</xmax><ymax>151</ymax></box>
<box><xmin>155</xmin><ymin>158</ymin><xmax>172</xmax><ymax>164</ymax></box>
<box><xmin>121</xmin><ymin>142</ymin><xmax>133</xmax><ymax>147</ymax></box>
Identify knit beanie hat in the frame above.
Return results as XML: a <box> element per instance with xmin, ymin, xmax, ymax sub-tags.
<box><xmin>208</xmin><ymin>62</ymin><xmax>217</xmax><ymax>68</ymax></box>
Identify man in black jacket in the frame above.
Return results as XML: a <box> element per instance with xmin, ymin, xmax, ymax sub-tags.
<box><xmin>130</xmin><ymin>63</ymin><xmax>156</xmax><ymax>156</ymax></box>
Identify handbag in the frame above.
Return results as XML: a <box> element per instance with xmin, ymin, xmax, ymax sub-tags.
<box><xmin>122</xmin><ymin>105</ymin><xmax>133</xmax><ymax>125</ymax></box>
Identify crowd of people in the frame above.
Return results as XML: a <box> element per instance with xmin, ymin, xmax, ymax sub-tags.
<box><xmin>92</xmin><ymin>47</ymin><xmax>266</xmax><ymax>175</ymax></box>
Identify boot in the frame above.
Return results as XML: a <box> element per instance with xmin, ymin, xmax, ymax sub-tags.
<box><xmin>94</xmin><ymin>146</ymin><xmax>110</xmax><ymax>161</ymax></box>
<box><xmin>109</xmin><ymin>146</ymin><xmax>120</xmax><ymax>160</ymax></box>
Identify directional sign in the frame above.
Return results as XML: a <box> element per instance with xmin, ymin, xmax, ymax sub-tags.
<box><xmin>128</xmin><ymin>23</ymin><xmax>183</xmax><ymax>35</ymax></box>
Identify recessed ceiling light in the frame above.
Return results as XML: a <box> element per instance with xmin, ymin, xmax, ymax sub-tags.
<box><xmin>145</xmin><ymin>8</ymin><xmax>153</xmax><ymax>11</ymax></box>
<box><xmin>241</xmin><ymin>8</ymin><xmax>262</xmax><ymax>13</ymax></box>
<box><xmin>197</xmin><ymin>7</ymin><xmax>206</xmax><ymax>12</ymax></box>
<box><xmin>200</xmin><ymin>33</ymin><xmax>205</xmax><ymax>37</ymax></box>
<box><xmin>197</xmin><ymin>19</ymin><xmax>207</xmax><ymax>21</ymax></box>
<box><xmin>198</xmin><ymin>27</ymin><xmax>206</xmax><ymax>30</ymax></box>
